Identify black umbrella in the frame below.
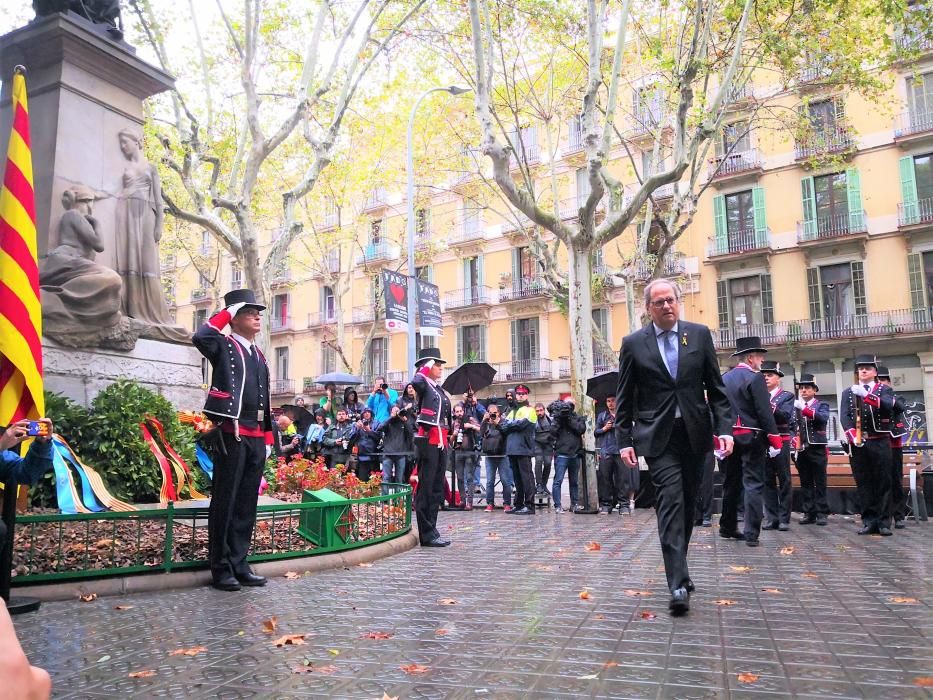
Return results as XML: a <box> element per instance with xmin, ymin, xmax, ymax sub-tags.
<box><xmin>442</xmin><ymin>362</ymin><xmax>497</xmax><ymax>395</ymax></box>
<box><xmin>314</xmin><ymin>372</ymin><xmax>363</xmax><ymax>385</ymax></box>
<box><xmin>280</xmin><ymin>404</ymin><xmax>314</xmax><ymax>434</ymax></box>
<box><xmin>586</xmin><ymin>371</ymin><xmax>619</xmax><ymax>401</ymax></box>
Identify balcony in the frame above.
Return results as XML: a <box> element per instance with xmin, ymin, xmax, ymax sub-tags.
<box><xmin>161</xmin><ymin>254</ymin><xmax>176</xmax><ymax>271</ymax></box>
<box><xmin>355</xmin><ymin>241</ymin><xmax>400</xmax><ymax>266</ymax></box>
<box><xmin>448</xmin><ymin>220</ymin><xmax>486</xmax><ymax>247</ymax></box>
<box><xmin>898</xmin><ymin>196</ymin><xmax>933</xmax><ymax>229</ymax></box>
<box><xmin>362</xmin><ymin>188</ymin><xmax>388</xmax><ymax>212</ymax></box>
<box><xmin>387</xmin><ymin>370</ymin><xmax>407</xmax><ymax>389</ymax></box>
<box><xmin>311</xmin><ymin>250</ymin><xmax>340</xmax><ymax>278</ymax></box>
<box><xmin>796</xmin><ymin>210</ymin><xmax>867</xmax><ymax>244</ymax></box>
<box><xmin>712</xmin><ymin>309</ymin><xmax>933</xmax><ymax>350</ymax></box>
<box><xmin>444</xmin><ymin>286</ymin><xmax>496</xmax><ymax>310</ymax></box>
<box><xmin>307</xmin><ymin>311</ymin><xmax>337</xmax><ymax>328</ymax></box>
<box><xmin>707</xmin><ymin>228</ymin><xmax>772</xmax><ymax>259</ymax></box>
<box><xmin>635</xmin><ymin>252</ymin><xmax>687</xmax><ymax>281</ymax></box>
<box><xmin>414</xmin><ymin>229</ymin><xmax>432</xmax><ymax>252</ymax></box>
<box><xmin>794</xmin><ymin>126</ymin><xmax>855</xmax><ymax>161</ymax></box>
<box><xmin>509</xmin><ymin>131</ymin><xmax>540</xmax><ymax>168</ymax></box>
<box><xmin>629</xmin><ymin>107</ymin><xmax>664</xmax><ymax>139</ymax></box>
<box><xmin>725</xmin><ymin>83</ymin><xmax>755</xmax><ymax>107</ymax></box>
<box><xmin>894</xmin><ymin>110</ymin><xmax>933</xmax><ymax>145</ymax></box>
<box><xmin>495</xmin><ymin>358</ymin><xmax>553</xmax><ymax>382</ymax></box>
<box><xmin>351</xmin><ymin>306</ymin><xmax>375</xmax><ymax>324</ymax></box>
<box><xmin>320</xmin><ymin>209</ymin><xmax>339</xmax><ymax>231</ymax></box>
<box><xmin>894</xmin><ymin>24</ymin><xmax>933</xmax><ymax>55</ymax></box>
<box><xmin>557</xmin><ymin>354</ymin><xmax>617</xmax><ymax>378</ymax></box>
<box><xmin>270</xmin><ymin>269</ymin><xmax>291</xmax><ymax>287</ymax></box>
<box><xmin>797</xmin><ymin>62</ymin><xmax>832</xmax><ymax>86</ymax></box>
<box><xmin>565</xmin><ymin>126</ymin><xmax>584</xmax><ymax>155</ymax></box>
<box><xmin>269</xmin><ymin>317</ymin><xmax>293</xmax><ymax>334</ymax></box>
<box><xmin>271</xmin><ymin>379</ymin><xmax>295</xmax><ymax>396</ymax></box>
<box><xmin>708</xmin><ymin>149</ymin><xmax>763</xmax><ymax>183</ymax></box>
<box><xmin>190</xmin><ymin>288</ymin><xmax>211</xmax><ymax>304</ymax></box>
<box><xmin>498</xmin><ymin>276</ymin><xmax>549</xmax><ymax>302</ymax></box>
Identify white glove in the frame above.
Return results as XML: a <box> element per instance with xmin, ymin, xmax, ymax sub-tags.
<box><xmin>227</xmin><ymin>301</ymin><xmax>247</xmax><ymax>317</ymax></box>
<box><xmin>850</xmin><ymin>384</ymin><xmax>867</xmax><ymax>398</ymax></box>
<box><xmin>793</xmin><ymin>399</ymin><xmax>806</xmax><ymax>410</ymax></box>
<box><xmin>768</xmin><ymin>446</ymin><xmax>781</xmax><ymax>458</ymax></box>
<box><xmin>265</xmin><ymin>445</ymin><xmax>272</xmax><ymax>459</ymax></box>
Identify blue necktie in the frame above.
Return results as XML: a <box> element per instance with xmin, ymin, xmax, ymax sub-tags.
<box><xmin>663</xmin><ymin>330</ymin><xmax>678</xmax><ymax>379</ymax></box>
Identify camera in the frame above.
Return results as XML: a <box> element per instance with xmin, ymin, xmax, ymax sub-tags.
<box><xmin>548</xmin><ymin>399</ymin><xmax>573</xmax><ymax>418</ymax></box>
<box><xmin>26</xmin><ymin>420</ymin><xmax>42</xmax><ymax>437</ymax></box>
<box><xmin>380</xmin><ymin>383</ymin><xmax>389</xmax><ymax>390</ymax></box>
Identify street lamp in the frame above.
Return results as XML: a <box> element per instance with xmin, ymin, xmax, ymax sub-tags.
<box><xmin>406</xmin><ymin>85</ymin><xmax>472</xmax><ymax>371</ymax></box>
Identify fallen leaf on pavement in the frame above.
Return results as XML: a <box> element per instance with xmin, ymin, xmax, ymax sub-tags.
<box><xmin>96</xmin><ymin>655</ymin><xmax>111</xmax><ymax>663</ymax></box>
<box><xmin>889</xmin><ymin>596</ymin><xmax>919</xmax><ymax>604</ymax></box>
<box><xmin>603</xmin><ymin>661</ymin><xmax>619</xmax><ymax>669</ymax></box>
<box><xmin>530</xmin><ymin>564</ymin><xmax>554</xmax><ymax>571</ymax></box>
<box><xmin>262</xmin><ymin>617</ymin><xmax>278</xmax><ymax>634</ymax></box>
<box><xmin>400</xmin><ymin>663</ymin><xmax>430</xmax><ymax>675</ymax></box>
<box><xmin>779</xmin><ymin>546</ymin><xmax>796</xmax><ymax>555</ymax></box>
<box><xmin>913</xmin><ymin>677</ymin><xmax>933</xmax><ymax>687</ymax></box>
<box><xmin>802</xmin><ymin>572</ymin><xmax>819</xmax><ymax>578</ymax></box>
<box><xmin>713</xmin><ymin>599</ymin><xmax>738</xmax><ymax>606</ymax></box>
<box><xmin>382</xmin><ymin>694</ymin><xmax>400</xmax><ymax>700</ymax></box>
<box><xmin>485</xmin><ymin>532</ymin><xmax>501</xmax><ymax>540</ymax></box>
<box><xmin>114</xmin><ymin>605</ymin><xmax>134</xmax><ymax>611</ymax></box>
<box><xmin>761</xmin><ymin>588</ymin><xmax>782</xmax><ymax>594</ymax></box>
<box><xmin>623</xmin><ymin>589</ymin><xmax>651</xmax><ymax>597</ymax></box>
<box><xmin>78</xmin><ymin>593</ymin><xmax>97</xmax><ymax>602</ymax></box>
<box><xmin>434</xmin><ymin>629</ymin><xmax>448</xmax><ymax>636</ymax></box>
<box><xmin>128</xmin><ymin>670</ymin><xmax>156</xmax><ymax>678</ymax></box>
<box><xmin>327</xmin><ymin>648</ymin><xmax>340</xmax><ymax>656</ymax></box>
<box><xmin>438</xmin><ymin>598</ymin><xmax>458</xmax><ymax>605</ymax></box>
<box><xmin>283</xmin><ymin>571</ymin><xmax>300</xmax><ymax>580</ymax></box>
<box><xmin>578</xmin><ymin>672</ymin><xmax>599</xmax><ymax>680</ymax></box>
<box><xmin>169</xmin><ymin>646</ymin><xmax>208</xmax><ymax>657</ymax></box>
<box><xmin>593</xmin><ymin>614</ymin><xmax>606</xmax><ymax>620</ymax></box>
<box><xmin>272</xmin><ymin>634</ymin><xmax>306</xmax><ymax>647</ymax></box>
<box><xmin>362</xmin><ymin>631</ymin><xmax>393</xmax><ymax>640</ymax></box>
<box><xmin>639</xmin><ymin>611</ymin><xmax>657</xmax><ymax>620</ymax></box>
<box><xmin>357</xmin><ymin>562</ymin><xmax>373</xmax><ymax>568</ymax></box>
<box><xmin>737</xmin><ymin>672</ymin><xmax>759</xmax><ymax>683</ymax></box>
<box><xmin>292</xmin><ymin>663</ymin><xmax>337</xmax><ymax>674</ymax></box>
<box><xmin>729</xmin><ymin>565</ymin><xmax>752</xmax><ymax>573</ymax></box>
<box><xmin>579</xmin><ymin>590</ymin><xmax>592</xmax><ymax>600</ymax></box>
<box><xmin>584</xmin><ymin>541</ymin><xmax>601</xmax><ymax>551</ymax></box>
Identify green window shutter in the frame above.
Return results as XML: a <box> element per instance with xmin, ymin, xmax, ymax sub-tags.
<box><xmin>900</xmin><ymin>156</ymin><xmax>919</xmax><ymax>225</ymax></box>
<box><xmin>510</xmin><ymin>320</ymin><xmax>519</xmax><ymax>363</ymax></box>
<box><xmin>530</xmin><ymin>318</ymin><xmax>540</xmax><ymax>359</ymax></box>
<box><xmin>760</xmin><ymin>273</ymin><xmax>774</xmax><ymax>326</ymax></box>
<box><xmin>806</xmin><ymin>268</ymin><xmax>822</xmax><ymax>320</ymax></box>
<box><xmin>477</xmin><ymin>254</ymin><xmax>485</xmax><ymax>288</ymax></box>
<box><xmin>908</xmin><ymin>253</ymin><xmax>925</xmax><ymax>309</ymax></box>
<box><xmin>800</xmin><ymin>177</ymin><xmax>816</xmax><ymax>239</ymax></box>
<box><xmin>713</xmin><ymin>195</ymin><xmax>727</xmax><ymax>254</ymax></box>
<box><xmin>850</xmin><ymin>261</ymin><xmax>867</xmax><ymax>316</ymax></box>
<box><xmin>457</xmin><ymin>326</ymin><xmax>464</xmax><ymax>364</ymax></box>
<box><xmin>846</xmin><ymin>168</ymin><xmax>864</xmax><ymax>231</ymax></box>
<box><xmin>716</xmin><ymin>280</ymin><xmax>730</xmax><ymax>329</ymax></box>
<box><xmin>752</xmin><ymin>186</ymin><xmax>767</xmax><ymax>247</ymax></box>
<box><xmin>479</xmin><ymin>325</ymin><xmax>487</xmax><ymax>361</ymax></box>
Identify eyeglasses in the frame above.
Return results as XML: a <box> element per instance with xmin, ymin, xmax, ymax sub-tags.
<box><xmin>649</xmin><ymin>297</ymin><xmax>678</xmax><ymax>308</ymax></box>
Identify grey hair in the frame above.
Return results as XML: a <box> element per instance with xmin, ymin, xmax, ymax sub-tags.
<box><xmin>644</xmin><ymin>278</ymin><xmax>683</xmax><ymax>307</ymax></box>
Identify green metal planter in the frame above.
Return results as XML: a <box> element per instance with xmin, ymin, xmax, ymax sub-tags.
<box><xmin>297</xmin><ymin>488</ymin><xmax>351</xmax><ymax>547</ymax></box>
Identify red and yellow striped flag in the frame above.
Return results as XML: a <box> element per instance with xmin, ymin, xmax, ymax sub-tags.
<box><xmin>0</xmin><ymin>66</ymin><xmax>44</xmax><ymax>427</ymax></box>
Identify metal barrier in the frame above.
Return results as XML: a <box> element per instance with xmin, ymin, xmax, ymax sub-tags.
<box><xmin>10</xmin><ymin>484</ymin><xmax>412</xmax><ymax>585</ymax></box>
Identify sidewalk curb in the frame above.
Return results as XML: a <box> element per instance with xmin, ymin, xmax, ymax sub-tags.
<box><xmin>12</xmin><ymin>530</ymin><xmax>419</xmax><ymax>602</ymax></box>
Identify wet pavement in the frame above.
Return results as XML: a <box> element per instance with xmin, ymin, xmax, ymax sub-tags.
<box><xmin>13</xmin><ymin>508</ymin><xmax>933</xmax><ymax>699</ymax></box>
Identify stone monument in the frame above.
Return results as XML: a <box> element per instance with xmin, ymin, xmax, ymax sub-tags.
<box><xmin>0</xmin><ymin>4</ymin><xmax>203</xmax><ymax>408</ymax></box>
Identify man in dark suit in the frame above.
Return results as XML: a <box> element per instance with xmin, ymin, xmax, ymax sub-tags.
<box><xmin>720</xmin><ymin>337</ymin><xmax>783</xmax><ymax>547</ymax></box>
<box><xmin>616</xmin><ymin>278</ymin><xmax>734</xmax><ymax>615</ymax></box>
<box><xmin>760</xmin><ymin>361</ymin><xmax>796</xmax><ymax>532</ymax></box>
<box><xmin>193</xmin><ymin>289</ymin><xmax>273</xmax><ymax>591</ymax></box>
<box><xmin>793</xmin><ymin>374</ymin><xmax>830</xmax><ymax>525</ymax></box>
<box><xmin>877</xmin><ymin>366</ymin><xmax>908</xmax><ymax>529</ymax></box>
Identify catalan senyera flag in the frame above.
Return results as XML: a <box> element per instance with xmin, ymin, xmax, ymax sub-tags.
<box><xmin>0</xmin><ymin>67</ymin><xmax>44</xmax><ymax>428</ymax></box>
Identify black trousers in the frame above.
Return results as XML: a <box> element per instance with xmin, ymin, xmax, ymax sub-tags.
<box><xmin>889</xmin><ymin>447</ymin><xmax>905</xmax><ymax>521</ymax></box>
<box><xmin>763</xmin><ymin>444</ymin><xmax>792</xmax><ymax>525</ymax></box>
<box><xmin>721</xmin><ymin>438</ymin><xmax>766</xmax><ymax>541</ymax></box>
<box><xmin>510</xmin><ymin>455</ymin><xmax>535</xmax><ymax>511</ymax></box>
<box><xmin>533</xmin><ymin>450</ymin><xmax>553</xmax><ymax>488</ymax></box>
<box><xmin>796</xmin><ymin>446</ymin><xmax>829</xmax><ymax>516</ymax></box>
<box><xmin>597</xmin><ymin>453</ymin><xmax>627</xmax><ymax>507</ymax></box>
<box><xmin>415</xmin><ymin>441</ymin><xmax>447</xmax><ymax>544</ymax></box>
<box><xmin>693</xmin><ymin>450</ymin><xmax>715</xmax><ymax>523</ymax></box>
<box><xmin>210</xmin><ymin>432</ymin><xmax>265</xmax><ymax>579</ymax></box>
<box><xmin>850</xmin><ymin>439</ymin><xmax>892</xmax><ymax>529</ymax></box>
<box><xmin>644</xmin><ymin>418</ymin><xmax>704</xmax><ymax>593</ymax></box>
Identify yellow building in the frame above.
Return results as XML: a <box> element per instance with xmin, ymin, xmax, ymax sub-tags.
<box><xmin>167</xmin><ymin>37</ymin><xmax>933</xmax><ymax>442</ymax></box>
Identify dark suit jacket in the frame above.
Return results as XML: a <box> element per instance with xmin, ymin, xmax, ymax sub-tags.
<box><xmin>840</xmin><ymin>383</ymin><xmax>896</xmax><ymax>437</ymax></box>
<box><xmin>615</xmin><ymin>320</ymin><xmax>733</xmax><ymax>458</ymax></box>
<box><xmin>771</xmin><ymin>389</ymin><xmax>797</xmax><ymax>436</ymax></box>
<box><xmin>722</xmin><ymin>366</ymin><xmax>779</xmax><ymax>445</ymax></box>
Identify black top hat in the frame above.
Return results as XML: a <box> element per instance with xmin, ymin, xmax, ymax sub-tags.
<box><xmin>415</xmin><ymin>347</ymin><xmax>447</xmax><ymax>367</ymax></box>
<box><xmin>513</xmin><ymin>384</ymin><xmax>531</xmax><ymax>394</ymax></box>
<box><xmin>796</xmin><ymin>373</ymin><xmax>819</xmax><ymax>391</ymax></box>
<box><xmin>731</xmin><ymin>336</ymin><xmax>767</xmax><ymax>357</ymax></box>
<box><xmin>223</xmin><ymin>288</ymin><xmax>266</xmax><ymax>312</ymax></box>
<box><xmin>854</xmin><ymin>354</ymin><xmax>877</xmax><ymax>369</ymax></box>
<box><xmin>876</xmin><ymin>365</ymin><xmax>891</xmax><ymax>379</ymax></box>
<box><xmin>760</xmin><ymin>360</ymin><xmax>784</xmax><ymax>377</ymax></box>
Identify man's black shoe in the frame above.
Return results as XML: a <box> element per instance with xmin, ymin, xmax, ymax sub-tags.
<box><xmin>719</xmin><ymin>528</ymin><xmax>744</xmax><ymax>540</ymax></box>
<box><xmin>857</xmin><ymin>525</ymin><xmax>877</xmax><ymax>535</ymax></box>
<box><xmin>510</xmin><ymin>507</ymin><xmax>532</xmax><ymax>515</ymax></box>
<box><xmin>761</xmin><ymin>521</ymin><xmax>778</xmax><ymax>531</ymax></box>
<box><xmin>799</xmin><ymin>515</ymin><xmax>816</xmax><ymax>525</ymax></box>
<box><xmin>778</xmin><ymin>523</ymin><xmax>790</xmax><ymax>531</ymax></box>
<box><xmin>815</xmin><ymin>515</ymin><xmax>828</xmax><ymax>526</ymax></box>
<box><xmin>894</xmin><ymin>519</ymin><xmax>906</xmax><ymax>530</ymax></box>
<box><xmin>878</xmin><ymin>526</ymin><xmax>893</xmax><ymax>536</ymax></box>
<box><xmin>236</xmin><ymin>572</ymin><xmax>267</xmax><ymax>587</ymax></box>
<box><xmin>211</xmin><ymin>575</ymin><xmax>241</xmax><ymax>592</ymax></box>
<box><xmin>745</xmin><ymin>539</ymin><xmax>760</xmax><ymax>547</ymax></box>
<box><xmin>669</xmin><ymin>587</ymin><xmax>689</xmax><ymax>615</ymax></box>
<box><xmin>422</xmin><ymin>537</ymin><xmax>451</xmax><ymax>547</ymax></box>
<box><xmin>685</xmin><ymin>579</ymin><xmax>695</xmax><ymax>593</ymax></box>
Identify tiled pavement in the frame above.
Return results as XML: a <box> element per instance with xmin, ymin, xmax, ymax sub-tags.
<box><xmin>13</xmin><ymin>509</ymin><xmax>933</xmax><ymax>699</ymax></box>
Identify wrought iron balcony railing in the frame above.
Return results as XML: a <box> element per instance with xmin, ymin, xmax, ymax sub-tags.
<box><xmin>498</xmin><ymin>276</ymin><xmax>549</xmax><ymax>302</ymax></box>
<box><xmin>444</xmin><ymin>286</ymin><xmax>496</xmax><ymax>310</ymax></box>
<box><xmin>448</xmin><ymin>219</ymin><xmax>486</xmax><ymax>245</ymax></box>
<box><xmin>355</xmin><ymin>241</ymin><xmax>400</xmax><ymax>266</ymax></box>
<box><xmin>635</xmin><ymin>253</ymin><xmax>686</xmax><ymax>281</ymax></box>
<box><xmin>794</xmin><ymin>126</ymin><xmax>854</xmax><ymax>160</ymax></box>
<box><xmin>898</xmin><ymin>196</ymin><xmax>933</xmax><ymax>228</ymax></box>
<box><xmin>269</xmin><ymin>317</ymin><xmax>292</xmax><ymax>333</ymax></box>
<box><xmin>894</xmin><ymin>109</ymin><xmax>933</xmax><ymax>139</ymax></box>
<box><xmin>707</xmin><ymin>228</ymin><xmax>772</xmax><ymax>258</ymax></box>
<box><xmin>708</xmin><ymin>149</ymin><xmax>762</xmax><ymax>180</ymax></box>
<box><xmin>495</xmin><ymin>358</ymin><xmax>553</xmax><ymax>382</ymax></box>
<box><xmin>271</xmin><ymin>379</ymin><xmax>295</xmax><ymax>395</ymax></box>
<box><xmin>307</xmin><ymin>311</ymin><xmax>338</xmax><ymax>328</ymax></box>
<box><xmin>796</xmin><ymin>210</ymin><xmax>867</xmax><ymax>243</ymax></box>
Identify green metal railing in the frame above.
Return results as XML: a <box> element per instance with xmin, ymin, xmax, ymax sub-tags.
<box><xmin>10</xmin><ymin>484</ymin><xmax>412</xmax><ymax>585</ymax></box>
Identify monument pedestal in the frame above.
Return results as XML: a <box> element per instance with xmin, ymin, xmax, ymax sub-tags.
<box><xmin>43</xmin><ymin>338</ymin><xmax>206</xmax><ymax>409</ymax></box>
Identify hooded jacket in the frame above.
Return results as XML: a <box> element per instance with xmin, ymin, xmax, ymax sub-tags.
<box><xmin>501</xmin><ymin>401</ymin><xmax>537</xmax><ymax>456</ymax></box>
<box><xmin>552</xmin><ymin>410</ymin><xmax>587</xmax><ymax>456</ymax></box>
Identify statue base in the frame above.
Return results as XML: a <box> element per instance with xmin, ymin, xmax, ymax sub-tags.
<box><xmin>42</xmin><ymin>337</ymin><xmax>205</xmax><ymax>409</ymax></box>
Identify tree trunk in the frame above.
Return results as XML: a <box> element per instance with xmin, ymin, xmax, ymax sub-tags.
<box><xmin>567</xmin><ymin>238</ymin><xmax>599</xmax><ymax>512</ymax></box>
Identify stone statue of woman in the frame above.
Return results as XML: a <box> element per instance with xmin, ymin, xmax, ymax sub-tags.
<box><xmin>114</xmin><ymin>127</ymin><xmax>188</xmax><ymax>343</ymax></box>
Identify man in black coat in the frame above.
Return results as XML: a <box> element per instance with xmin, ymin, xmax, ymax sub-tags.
<box><xmin>720</xmin><ymin>337</ymin><xmax>783</xmax><ymax>547</ymax></box>
<box><xmin>616</xmin><ymin>279</ymin><xmax>734</xmax><ymax>615</ymax></box>
<box><xmin>760</xmin><ymin>361</ymin><xmax>796</xmax><ymax>531</ymax></box>
<box><xmin>841</xmin><ymin>354</ymin><xmax>897</xmax><ymax>536</ymax></box>
<box><xmin>793</xmin><ymin>374</ymin><xmax>830</xmax><ymax>525</ymax></box>
<box><xmin>878</xmin><ymin>365</ymin><xmax>908</xmax><ymax>529</ymax></box>
<box><xmin>192</xmin><ymin>289</ymin><xmax>273</xmax><ymax>592</ymax></box>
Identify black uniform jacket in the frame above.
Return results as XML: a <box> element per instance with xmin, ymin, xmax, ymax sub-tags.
<box><xmin>840</xmin><ymin>382</ymin><xmax>896</xmax><ymax>437</ymax></box>
<box><xmin>798</xmin><ymin>398</ymin><xmax>830</xmax><ymax>447</ymax></box>
<box><xmin>721</xmin><ymin>365</ymin><xmax>779</xmax><ymax>445</ymax></box>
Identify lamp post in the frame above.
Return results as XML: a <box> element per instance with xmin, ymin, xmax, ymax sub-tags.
<box><xmin>406</xmin><ymin>85</ymin><xmax>472</xmax><ymax>370</ymax></box>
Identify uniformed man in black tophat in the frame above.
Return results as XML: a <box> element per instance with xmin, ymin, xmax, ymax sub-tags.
<box><xmin>793</xmin><ymin>374</ymin><xmax>830</xmax><ymax>525</ymax></box>
<box><xmin>877</xmin><ymin>365</ymin><xmax>908</xmax><ymax>529</ymax></box>
<box><xmin>193</xmin><ymin>289</ymin><xmax>273</xmax><ymax>590</ymax></box>
<box><xmin>760</xmin><ymin>361</ymin><xmax>796</xmax><ymax>531</ymax></box>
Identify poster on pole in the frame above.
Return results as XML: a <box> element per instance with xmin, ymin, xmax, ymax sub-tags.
<box><xmin>382</xmin><ymin>269</ymin><xmax>408</xmax><ymax>333</ymax></box>
<box><xmin>416</xmin><ymin>279</ymin><xmax>443</xmax><ymax>337</ymax></box>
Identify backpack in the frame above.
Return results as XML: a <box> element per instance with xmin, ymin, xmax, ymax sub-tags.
<box><xmin>481</xmin><ymin>425</ymin><xmax>505</xmax><ymax>455</ymax></box>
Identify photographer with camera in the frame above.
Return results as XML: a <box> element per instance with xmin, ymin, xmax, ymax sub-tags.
<box><xmin>480</xmin><ymin>405</ymin><xmax>512</xmax><ymax>511</ymax></box>
<box><xmin>549</xmin><ymin>397</ymin><xmax>586</xmax><ymax>513</ymax></box>
<box><xmin>351</xmin><ymin>408</ymin><xmax>381</xmax><ymax>481</ymax></box>
<box><xmin>501</xmin><ymin>384</ymin><xmax>538</xmax><ymax>515</ymax></box>
<box><xmin>378</xmin><ymin>404</ymin><xmax>414</xmax><ymax>489</ymax></box>
<box><xmin>322</xmin><ymin>407</ymin><xmax>355</xmax><ymax>469</ymax></box>
<box><xmin>1</xmin><ymin>418</ymin><xmax>55</xmax><ymax>540</ymax></box>
<box><xmin>343</xmin><ymin>387</ymin><xmax>365</xmax><ymax>423</ymax></box>
<box><xmin>366</xmin><ymin>376</ymin><xmax>398</xmax><ymax>425</ymax></box>
<box><xmin>451</xmin><ymin>402</ymin><xmax>481</xmax><ymax>509</ymax></box>
<box><xmin>595</xmin><ymin>395</ymin><xmax>631</xmax><ymax>514</ymax></box>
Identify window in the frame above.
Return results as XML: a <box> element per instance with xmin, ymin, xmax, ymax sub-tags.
<box><xmin>814</xmin><ymin>172</ymin><xmax>848</xmax><ymax>228</ymax></box>
<box><xmin>511</xmin><ymin>317</ymin><xmax>539</xmax><ymax>362</ymax></box>
<box><xmin>272</xmin><ymin>293</ymin><xmax>288</xmax><ymax>326</ymax></box>
<box><xmin>463</xmin><ymin>256</ymin><xmax>481</xmax><ymax>291</ymax></box>
<box><xmin>368</xmin><ymin>337</ymin><xmax>388</xmax><ymax>378</ymax></box>
<box><xmin>321</xmin><ymin>285</ymin><xmax>335</xmax><ymax>321</ymax></box>
<box><xmin>906</xmin><ymin>71</ymin><xmax>932</xmax><ymax>122</ymax></box>
<box><xmin>321</xmin><ymin>342</ymin><xmax>336</xmax><ymax>374</ymax></box>
<box><xmin>800</xmin><ymin>169</ymin><xmax>863</xmax><ymax>238</ymax></box>
<box><xmin>730</xmin><ymin>276</ymin><xmax>764</xmax><ymax>326</ymax></box>
<box><xmin>725</xmin><ymin>190</ymin><xmax>755</xmax><ymax>236</ymax></box>
<box><xmin>806</xmin><ymin>261</ymin><xmax>867</xmax><ymax>336</ymax></box>
<box><xmin>275</xmin><ymin>347</ymin><xmax>289</xmax><ymax>381</ymax></box>
<box><xmin>457</xmin><ymin>325</ymin><xmax>486</xmax><ymax>363</ymax></box>
<box><xmin>200</xmin><ymin>230</ymin><xmax>211</xmax><ymax>254</ymax></box>
<box><xmin>576</xmin><ymin>167</ymin><xmax>590</xmax><ymax>205</ymax></box>
<box><xmin>519</xmin><ymin>247</ymin><xmax>537</xmax><ymax>281</ymax></box>
<box><xmin>916</xmin><ymin>153</ymin><xmax>933</xmax><ymax>202</ymax></box>
<box><xmin>568</xmin><ymin>114</ymin><xmax>583</xmax><ymax>151</ymax></box>
<box><xmin>231</xmin><ymin>264</ymin><xmax>242</xmax><ymax>290</ymax></box>
<box><xmin>592</xmin><ymin>247</ymin><xmax>605</xmax><ymax>274</ymax></box>
<box><xmin>633</xmin><ymin>85</ymin><xmax>663</xmax><ymax>127</ymax></box>
<box><xmin>899</xmin><ymin>153</ymin><xmax>933</xmax><ymax>226</ymax></box>
<box><xmin>715</xmin><ymin>274</ymin><xmax>774</xmax><ymax>342</ymax></box>
<box><xmin>198</xmin><ymin>271</ymin><xmax>210</xmax><ymax>289</ymax></box>
<box><xmin>415</xmin><ymin>265</ymin><xmax>432</xmax><ymax>282</ymax></box>
<box><xmin>415</xmin><ymin>208</ymin><xmax>429</xmax><ymax>237</ymax></box>
<box><xmin>463</xmin><ymin>205</ymin><xmax>481</xmax><ymax>237</ymax></box>
<box><xmin>807</xmin><ymin>99</ymin><xmax>840</xmax><ymax>134</ymax></box>
<box><xmin>192</xmin><ymin>308</ymin><xmax>207</xmax><ymax>333</ymax></box>
<box><xmin>369</xmin><ymin>219</ymin><xmax>383</xmax><ymax>245</ymax></box>
<box><xmin>509</xmin><ymin>125</ymin><xmax>538</xmax><ymax>162</ymax></box>
<box><xmin>592</xmin><ymin>308</ymin><xmax>612</xmax><ymax>370</ymax></box>
<box><xmin>716</xmin><ymin>122</ymin><xmax>751</xmax><ymax>156</ymax></box>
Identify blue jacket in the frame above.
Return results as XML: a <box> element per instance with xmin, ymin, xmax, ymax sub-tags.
<box><xmin>366</xmin><ymin>388</ymin><xmax>399</xmax><ymax>424</ymax></box>
<box><xmin>594</xmin><ymin>410</ymin><xmax>618</xmax><ymax>454</ymax></box>
<box><xmin>501</xmin><ymin>402</ymin><xmax>537</xmax><ymax>456</ymax></box>
<box><xmin>351</xmin><ymin>422</ymin><xmax>382</xmax><ymax>461</ymax></box>
<box><xmin>1</xmin><ymin>440</ymin><xmax>53</xmax><ymax>485</ymax></box>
